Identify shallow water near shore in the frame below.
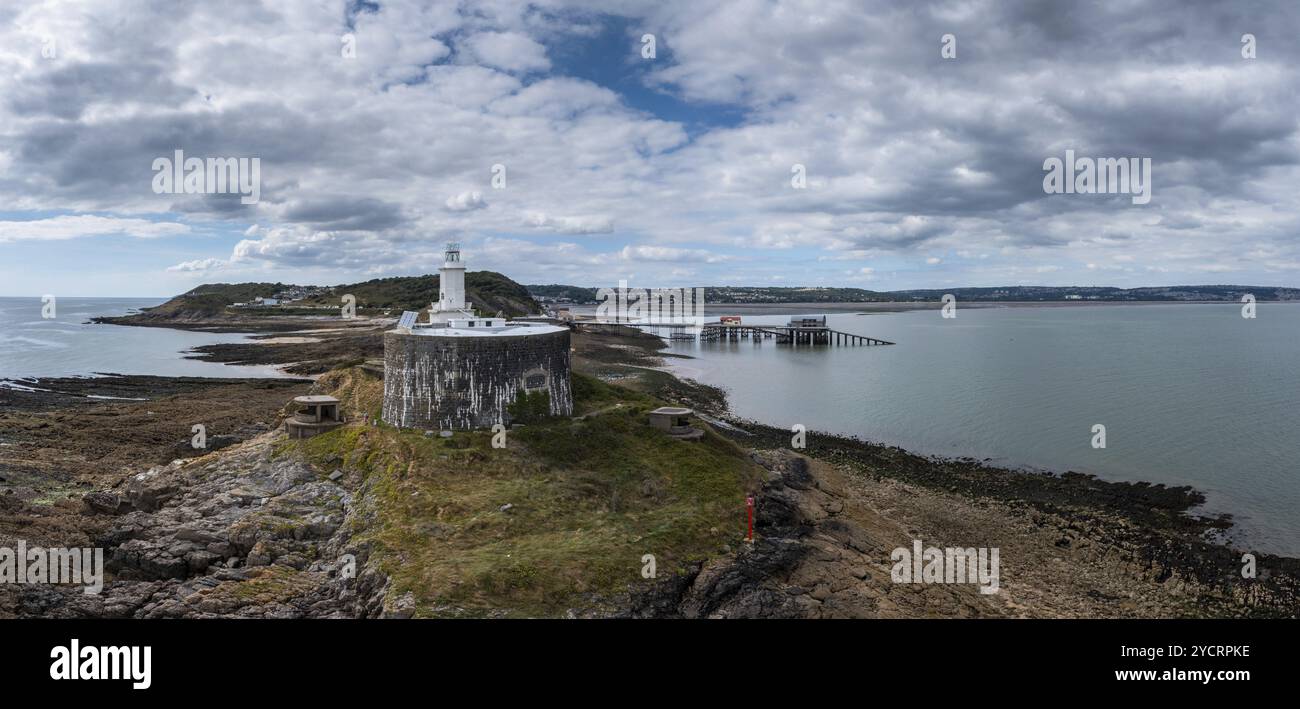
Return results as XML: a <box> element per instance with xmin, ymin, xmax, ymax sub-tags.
<box><xmin>0</xmin><ymin>297</ymin><xmax>286</xmax><ymax>380</ymax></box>
<box><xmin>660</xmin><ymin>303</ymin><xmax>1300</xmax><ymax>557</ymax></box>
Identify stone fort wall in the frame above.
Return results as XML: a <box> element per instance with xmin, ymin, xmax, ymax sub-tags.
<box><xmin>382</xmin><ymin>328</ymin><xmax>572</xmax><ymax>430</ymax></box>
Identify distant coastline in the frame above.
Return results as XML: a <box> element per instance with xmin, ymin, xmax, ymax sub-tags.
<box><xmin>529</xmin><ymin>283</ymin><xmax>1300</xmax><ymax>309</ymax></box>
<box><xmin>567</xmin><ymin>298</ymin><xmax>1289</xmax><ymax>318</ymax></box>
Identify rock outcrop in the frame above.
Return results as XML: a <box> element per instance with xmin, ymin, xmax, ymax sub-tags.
<box><xmin>624</xmin><ymin>449</ymin><xmax>1003</xmax><ymax>618</ymax></box>
<box><xmin>8</xmin><ymin>433</ymin><xmax>393</xmax><ymax>619</ymax></box>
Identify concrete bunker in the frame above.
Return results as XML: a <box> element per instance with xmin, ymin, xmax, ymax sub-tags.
<box><xmin>285</xmin><ymin>395</ymin><xmax>344</xmax><ymax>439</ymax></box>
<box><xmin>648</xmin><ymin>406</ymin><xmax>703</xmax><ymax>440</ymax></box>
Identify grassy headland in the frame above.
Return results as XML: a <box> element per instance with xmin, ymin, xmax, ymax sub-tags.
<box><xmin>280</xmin><ymin>367</ymin><xmax>761</xmax><ymax>617</ymax></box>
<box><xmin>95</xmin><ymin>271</ymin><xmax>539</xmax><ymax>331</ymax></box>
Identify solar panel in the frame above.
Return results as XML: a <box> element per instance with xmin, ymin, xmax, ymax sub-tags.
<box><xmin>398</xmin><ymin>311</ymin><xmax>419</xmax><ymax>329</ymax></box>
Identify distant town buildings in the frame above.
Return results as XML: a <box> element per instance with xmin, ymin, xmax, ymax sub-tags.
<box><xmin>232</xmin><ymin>286</ymin><xmax>330</xmax><ymax>309</ymax></box>
<box><xmin>547</xmin><ymin>307</ymin><xmax>574</xmax><ymax>322</ymax></box>
<box><xmin>232</xmin><ymin>297</ymin><xmax>277</xmax><ymax>307</ymax></box>
<box><xmin>274</xmin><ymin>285</ymin><xmax>328</xmax><ymax>301</ymax></box>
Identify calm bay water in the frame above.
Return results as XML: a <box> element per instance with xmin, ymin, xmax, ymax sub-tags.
<box><xmin>0</xmin><ymin>297</ymin><xmax>285</xmax><ymax>381</ymax></box>
<box><xmin>662</xmin><ymin>304</ymin><xmax>1300</xmax><ymax>556</ymax></box>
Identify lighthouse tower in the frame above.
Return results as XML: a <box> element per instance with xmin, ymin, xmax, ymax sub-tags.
<box><xmin>436</xmin><ymin>242</ymin><xmax>468</xmax><ymax>314</ymax></box>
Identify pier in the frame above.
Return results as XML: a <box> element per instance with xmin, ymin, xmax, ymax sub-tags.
<box><xmin>579</xmin><ymin>320</ymin><xmax>895</xmax><ymax>347</ymax></box>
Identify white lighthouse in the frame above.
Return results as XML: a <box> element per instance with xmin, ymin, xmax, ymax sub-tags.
<box><xmin>437</xmin><ymin>242</ymin><xmax>467</xmax><ymax>313</ymax></box>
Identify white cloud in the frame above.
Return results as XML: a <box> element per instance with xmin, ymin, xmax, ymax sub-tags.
<box><xmin>621</xmin><ymin>245</ymin><xmax>730</xmax><ymax>264</ymax></box>
<box><xmin>445</xmin><ymin>191</ymin><xmax>487</xmax><ymax>212</ymax></box>
<box><xmin>525</xmin><ymin>212</ymin><xmax>614</xmax><ymax>234</ymax></box>
<box><xmin>0</xmin><ymin>216</ymin><xmax>189</xmax><ymax>242</ymax></box>
<box><xmin>167</xmin><ymin>257</ymin><xmax>226</xmax><ymax>272</ymax></box>
<box><xmin>460</xmin><ymin>31</ymin><xmax>550</xmax><ymax>73</ymax></box>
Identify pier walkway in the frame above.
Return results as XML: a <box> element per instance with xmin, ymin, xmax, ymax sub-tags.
<box><xmin>578</xmin><ymin>320</ymin><xmax>895</xmax><ymax>347</ymax></box>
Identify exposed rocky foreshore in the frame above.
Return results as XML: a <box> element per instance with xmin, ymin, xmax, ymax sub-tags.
<box><xmin>7</xmin><ymin>433</ymin><xmax>383</xmax><ymax>618</ymax></box>
<box><xmin>627</xmin><ymin>446</ymin><xmax>1299</xmax><ymax>618</ymax></box>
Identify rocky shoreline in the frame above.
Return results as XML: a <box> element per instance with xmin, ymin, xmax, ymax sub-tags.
<box><xmin>10</xmin><ymin>433</ymin><xmax>378</xmax><ymax>618</ymax></box>
<box><xmin>663</xmin><ymin>422</ymin><xmax>1300</xmax><ymax>617</ymax></box>
<box><xmin>2</xmin><ymin>314</ymin><xmax>1297</xmax><ymax>618</ymax></box>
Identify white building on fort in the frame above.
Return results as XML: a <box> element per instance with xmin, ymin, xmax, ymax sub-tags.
<box><xmin>428</xmin><ymin>242</ymin><xmax>473</xmax><ymax>323</ymax></box>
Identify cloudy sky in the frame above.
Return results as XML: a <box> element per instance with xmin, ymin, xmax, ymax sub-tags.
<box><xmin>1</xmin><ymin>0</ymin><xmax>1298</xmax><ymax>296</ymax></box>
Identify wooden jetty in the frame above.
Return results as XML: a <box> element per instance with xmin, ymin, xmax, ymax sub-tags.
<box><xmin>578</xmin><ymin>319</ymin><xmax>894</xmax><ymax>347</ymax></box>
<box><xmin>710</xmin><ymin>324</ymin><xmax>893</xmax><ymax>346</ymax></box>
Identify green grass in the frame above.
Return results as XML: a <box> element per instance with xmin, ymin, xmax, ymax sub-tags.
<box><xmin>279</xmin><ymin>370</ymin><xmax>762</xmax><ymax>617</ymax></box>
<box><xmin>215</xmin><ymin>565</ymin><xmax>315</xmax><ymax>603</ymax></box>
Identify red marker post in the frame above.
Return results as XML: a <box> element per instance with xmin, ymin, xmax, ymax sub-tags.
<box><xmin>745</xmin><ymin>496</ymin><xmax>755</xmax><ymax>543</ymax></box>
